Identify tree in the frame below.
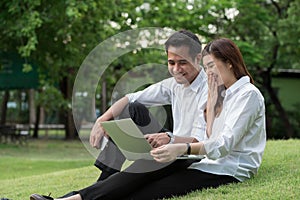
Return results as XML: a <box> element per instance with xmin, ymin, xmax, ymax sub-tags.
<box><xmin>0</xmin><ymin>91</ymin><xmax>9</xmax><ymax>125</ymax></box>
<box><xmin>229</xmin><ymin>0</ymin><xmax>298</xmax><ymax>138</ymax></box>
<box><xmin>1</xmin><ymin>0</ymin><xmax>299</xmax><ymax>139</ymax></box>
<box><xmin>132</xmin><ymin>0</ymin><xmax>299</xmax><ymax>138</ymax></box>
<box><xmin>1</xmin><ymin>0</ymin><xmax>135</xmax><ymax>139</ymax></box>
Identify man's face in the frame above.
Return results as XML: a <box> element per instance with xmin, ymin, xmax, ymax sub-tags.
<box><xmin>167</xmin><ymin>45</ymin><xmax>200</xmax><ymax>86</ymax></box>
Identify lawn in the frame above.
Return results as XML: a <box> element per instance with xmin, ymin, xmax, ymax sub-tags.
<box><xmin>0</xmin><ymin>139</ymin><xmax>299</xmax><ymax>200</ymax></box>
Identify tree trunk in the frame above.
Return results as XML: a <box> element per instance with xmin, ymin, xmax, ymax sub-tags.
<box><xmin>261</xmin><ymin>70</ymin><xmax>294</xmax><ymax>138</ymax></box>
<box><xmin>39</xmin><ymin>107</ymin><xmax>45</xmax><ymax>124</ymax></box>
<box><xmin>264</xmin><ymin>37</ymin><xmax>294</xmax><ymax>138</ymax></box>
<box><xmin>91</xmin><ymin>96</ymin><xmax>96</xmax><ymax>119</ymax></box>
<box><xmin>65</xmin><ymin>108</ymin><xmax>76</xmax><ymax>140</ymax></box>
<box><xmin>0</xmin><ymin>90</ymin><xmax>9</xmax><ymax>125</ymax></box>
<box><xmin>60</xmin><ymin>76</ymin><xmax>78</xmax><ymax>140</ymax></box>
<box><xmin>101</xmin><ymin>78</ymin><xmax>107</xmax><ymax>114</ymax></box>
<box><xmin>33</xmin><ymin>105</ymin><xmax>40</xmax><ymax>138</ymax></box>
<box><xmin>28</xmin><ymin>89</ymin><xmax>36</xmax><ymax>124</ymax></box>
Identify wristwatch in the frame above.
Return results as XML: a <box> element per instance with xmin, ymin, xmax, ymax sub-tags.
<box><xmin>166</xmin><ymin>131</ymin><xmax>175</xmax><ymax>144</ymax></box>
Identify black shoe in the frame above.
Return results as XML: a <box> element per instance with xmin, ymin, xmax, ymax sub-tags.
<box><xmin>29</xmin><ymin>194</ymin><xmax>53</xmax><ymax>200</ymax></box>
<box><xmin>1</xmin><ymin>198</ymin><xmax>12</xmax><ymax>200</ymax></box>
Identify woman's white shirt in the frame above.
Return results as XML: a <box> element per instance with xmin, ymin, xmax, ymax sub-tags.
<box><xmin>189</xmin><ymin>76</ymin><xmax>266</xmax><ymax>182</ymax></box>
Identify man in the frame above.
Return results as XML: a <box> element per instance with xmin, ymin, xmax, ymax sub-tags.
<box><xmin>90</xmin><ymin>29</ymin><xmax>208</xmax><ymax>180</ymax></box>
<box><xmin>31</xmin><ymin>29</ymin><xmax>209</xmax><ymax>200</ymax></box>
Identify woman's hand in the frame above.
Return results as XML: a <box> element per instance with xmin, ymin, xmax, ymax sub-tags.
<box><xmin>150</xmin><ymin>143</ymin><xmax>187</xmax><ymax>162</ymax></box>
<box><xmin>207</xmin><ymin>71</ymin><xmax>219</xmax><ymax>112</ymax></box>
<box><xmin>206</xmin><ymin>72</ymin><xmax>220</xmax><ymax>137</ymax></box>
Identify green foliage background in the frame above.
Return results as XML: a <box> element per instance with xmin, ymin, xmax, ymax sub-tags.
<box><xmin>0</xmin><ymin>0</ymin><xmax>299</xmax><ymax>138</ymax></box>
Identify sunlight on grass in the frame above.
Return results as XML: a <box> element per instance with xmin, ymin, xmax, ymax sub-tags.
<box><xmin>0</xmin><ymin>166</ymin><xmax>99</xmax><ymax>199</ymax></box>
<box><xmin>0</xmin><ymin>139</ymin><xmax>95</xmax><ymax>180</ymax></box>
<box><xmin>0</xmin><ymin>139</ymin><xmax>299</xmax><ymax>199</ymax></box>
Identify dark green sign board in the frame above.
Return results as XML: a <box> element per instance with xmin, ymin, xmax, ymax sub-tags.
<box><xmin>0</xmin><ymin>52</ymin><xmax>38</xmax><ymax>90</ymax></box>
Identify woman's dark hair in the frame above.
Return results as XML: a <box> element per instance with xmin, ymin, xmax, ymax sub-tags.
<box><xmin>202</xmin><ymin>38</ymin><xmax>254</xmax><ymax>84</ymax></box>
<box><xmin>165</xmin><ymin>30</ymin><xmax>202</xmax><ymax>59</ymax></box>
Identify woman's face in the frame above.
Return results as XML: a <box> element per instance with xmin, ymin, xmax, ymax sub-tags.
<box><xmin>202</xmin><ymin>54</ymin><xmax>223</xmax><ymax>86</ymax></box>
<box><xmin>202</xmin><ymin>54</ymin><xmax>235</xmax><ymax>88</ymax></box>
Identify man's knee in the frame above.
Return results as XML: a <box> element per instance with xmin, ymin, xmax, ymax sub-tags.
<box><xmin>129</xmin><ymin>101</ymin><xmax>151</xmax><ymax>126</ymax></box>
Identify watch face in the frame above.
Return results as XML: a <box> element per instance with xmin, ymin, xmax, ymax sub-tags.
<box><xmin>166</xmin><ymin>132</ymin><xmax>174</xmax><ymax>144</ymax></box>
<box><xmin>167</xmin><ymin>132</ymin><xmax>173</xmax><ymax>138</ymax></box>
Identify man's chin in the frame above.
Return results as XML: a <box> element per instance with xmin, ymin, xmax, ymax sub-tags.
<box><xmin>174</xmin><ymin>77</ymin><xmax>188</xmax><ymax>85</ymax></box>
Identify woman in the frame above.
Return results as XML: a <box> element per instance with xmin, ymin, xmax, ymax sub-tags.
<box><xmin>30</xmin><ymin>38</ymin><xmax>266</xmax><ymax>200</ymax></box>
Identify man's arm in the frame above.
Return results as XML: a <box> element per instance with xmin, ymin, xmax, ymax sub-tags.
<box><xmin>145</xmin><ymin>132</ymin><xmax>198</xmax><ymax>148</ymax></box>
<box><xmin>89</xmin><ymin>96</ymin><xmax>129</xmax><ymax>148</ymax></box>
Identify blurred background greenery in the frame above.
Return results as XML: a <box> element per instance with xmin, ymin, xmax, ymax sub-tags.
<box><xmin>0</xmin><ymin>0</ymin><xmax>299</xmax><ymax>140</ymax></box>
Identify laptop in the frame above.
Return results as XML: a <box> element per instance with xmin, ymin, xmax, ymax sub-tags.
<box><xmin>100</xmin><ymin>118</ymin><xmax>205</xmax><ymax>161</ymax></box>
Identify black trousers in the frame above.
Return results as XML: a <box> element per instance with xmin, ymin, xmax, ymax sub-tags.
<box><xmin>78</xmin><ymin>102</ymin><xmax>238</xmax><ymax>199</ymax></box>
<box><xmin>78</xmin><ymin>160</ymin><xmax>238</xmax><ymax>200</ymax></box>
<box><xmin>60</xmin><ymin>102</ymin><xmax>171</xmax><ymax>198</ymax></box>
<box><xmin>94</xmin><ymin>101</ymin><xmax>167</xmax><ymax>173</ymax></box>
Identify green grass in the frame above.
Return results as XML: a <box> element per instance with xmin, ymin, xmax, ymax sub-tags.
<box><xmin>0</xmin><ymin>139</ymin><xmax>299</xmax><ymax>200</ymax></box>
<box><xmin>0</xmin><ymin>139</ymin><xmax>94</xmax><ymax>180</ymax></box>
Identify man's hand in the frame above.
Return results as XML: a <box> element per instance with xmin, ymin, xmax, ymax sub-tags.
<box><xmin>89</xmin><ymin>118</ymin><xmax>107</xmax><ymax>149</ymax></box>
<box><xmin>145</xmin><ymin>132</ymin><xmax>170</xmax><ymax>148</ymax></box>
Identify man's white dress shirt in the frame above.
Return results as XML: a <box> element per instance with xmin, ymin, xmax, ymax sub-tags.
<box><xmin>126</xmin><ymin>69</ymin><xmax>208</xmax><ymax>141</ymax></box>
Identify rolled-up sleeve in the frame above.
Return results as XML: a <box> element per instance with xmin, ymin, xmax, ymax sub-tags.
<box><xmin>126</xmin><ymin>78</ymin><xmax>173</xmax><ymax>106</ymax></box>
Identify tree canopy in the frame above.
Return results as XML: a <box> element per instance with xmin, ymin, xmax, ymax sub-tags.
<box><xmin>1</xmin><ymin>0</ymin><xmax>299</xmax><ymax>139</ymax></box>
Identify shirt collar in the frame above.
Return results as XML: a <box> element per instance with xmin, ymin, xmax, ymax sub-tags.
<box><xmin>226</xmin><ymin>76</ymin><xmax>250</xmax><ymax>96</ymax></box>
<box><xmin>189</xmin><ymin>69</ymin><xmax>207</xmax><ymax>93</ymax></box>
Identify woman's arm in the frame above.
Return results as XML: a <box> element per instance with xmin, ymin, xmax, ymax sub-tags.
<box><xmin>150</xmin><ymin>142</ymin><xmax>206</xmax><ymax>162</ymax></box>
